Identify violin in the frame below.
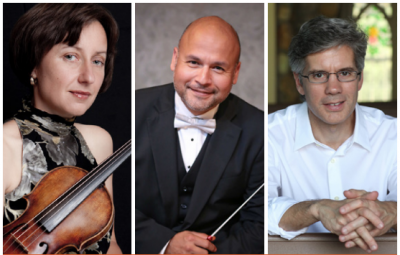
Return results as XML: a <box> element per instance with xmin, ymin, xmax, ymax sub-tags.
<box><xmin>3</xmin><ymin>140</ymin><xmax>131</xmax><ymax>254</ymax></box>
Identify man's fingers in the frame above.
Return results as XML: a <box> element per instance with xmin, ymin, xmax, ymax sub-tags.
<box><xmin>193</xmin><ymin>238</ymin><xmax>217</xmax><ymax>253</ymax></box>
<box><xmin>192</xmin><ymin>232</ymin><xmax>216</xmax><ymax>243</ymax></box>
<box><xmin>339</xmin><ymin>231</ymin><xmax>359</xmax><ymax>242</ymax></box>
<box><xmin>340</xmin><ymin>199</ymin><xmax>384</xmax><ymax>230</ymax></box>
<box><xmin>362</xmin><ymin>191</ymin><xmax>379</xmax><ymax>201</ymax></box>
<box><xmin>341</xmin><ymin>216</ymin><xmax>368</xmax><ymax>235</ymax></box>
<box><xmin>191</xmin><ymin>232</ymin><xmax>217</xmax><ymax>252</ymax></box>
<box><xmin>340</xmin><ymin>225</ymin><xmax>378</xmax><ymax>252</ymax></box>
<box><xmin>358</xmin><ymin>208</ymin><xmax>384</xmax><ymax>229</ymax></box>
<box><xmin>344</xmin><ymin>189</ymin><xmax>368</xmax><ymax>199</ymax></box>
<box><xmin>351</xmin><ymin>237</ymin><xmax>370</xmax><ymax>252</ymax></box>
<box><xmin>340</xmin><ymin>223</ymin><xmax>375</xmax><ymax>241</ymax></box>
<box><xmin>340</xmin><ymin>227</ymin><xmax>376</xmax><ymax>252</ymax></box>
<box><xmin>356</xmin><ymin>226</ymin><xmax>378</xmax><ymax>251</ymax></box>
<box><xmin>340</xmin><ymin>200</ymin><xmax>385</xmax><ymax>233</ymax></box>
<box><xmin>192</xmin><ymin>232</ymin><xmax>210</xmax><ymax>239</ymax></box>
<box><xmin>344</xmin><ymin>240</ymin><xmax>356</xmax><ymax>248</ymax></box>
<box><xmin>343</xmin><ymin>190</ymin><xmax>379</xmax><ymax>201</ymax></box>
<box><xmin>340</xmin><ymin>199</ymin><xmax>363</xmax><ymax>214</ymax></box>
<box><xmin>342</xmin><ymin>208</ymin><xmax>383</xmax><ymax>233</ymax></box>
<box><xmin>341</xmin><ymin>210</ymin><xmax>383</xmax><ymax>235</ymax></box>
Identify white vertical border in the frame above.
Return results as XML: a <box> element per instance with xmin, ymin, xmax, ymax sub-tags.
<box><xmin>397</xmin><ymin>3</ymin><xmax>399</xmax><ymax>255</ymax></box>
<box><xmin>265</xmin><ymin>2</ymin><xmax>269</xmax><ymax>254</ymax></box>
<box><xmin>0</xmin><ymin>2</ymin><xmax>4</xmax><ymax>250</ymax></box>
<box><xmin>132</xmin><ymin>2</ymin><xmax>136</xmax><ymax>254</ymax></box>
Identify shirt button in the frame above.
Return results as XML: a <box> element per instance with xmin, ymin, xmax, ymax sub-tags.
<box><xmin>183</xmin><ymin>187</ymin><xmax>188</xmax><ymax>192</ymax></box>
<box><xmin>181</xmin><ymin>204</ymin><xmax>187</xmax><ymax>209</ymax></box>
<box><xmin>188</xmin><ymin>165</ymin><xmax>191</xmax><ymax>169</ymax></box>
<box><xmin>330</xmin><ymin>159</ymin><xmax>335</xmax><ymax>163</ymax></box>
<box><xmin>334</xmin><ymin>196</ymin><xmax>339</xmax><ymax>200</ymax></box>
<box><xmin>191</xmin><ymin>138</ymin><xmax>194</xmax><ymax>141</ymax></box>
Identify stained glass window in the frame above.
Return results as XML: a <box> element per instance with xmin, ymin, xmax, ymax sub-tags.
<box><xmin>353</xmin><ymin>3</ymin><xmax>393</xmax><ymax>102</ymax></box>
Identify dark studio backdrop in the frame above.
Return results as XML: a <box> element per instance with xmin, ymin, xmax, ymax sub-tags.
<box><xmin>3</xmin><ymin>3</ymin><xmax>132</xmax><ymax>254</ymax></box>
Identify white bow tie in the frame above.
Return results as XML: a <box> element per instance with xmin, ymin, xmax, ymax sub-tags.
<box><xmin>174</xmin><ymin>113</ymin><xmax>216</xmax><ymax>134</ymax></box>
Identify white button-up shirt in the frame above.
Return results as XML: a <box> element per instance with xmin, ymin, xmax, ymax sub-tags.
<box><xmin>175</xmin><ymin>92</ymin><xmax>218</xmax><ymax>172</ymax></box>
<box><xmin>268</xmin><ymin>102</ymin><xmax>397</xmax><ymax>240</ymax></box>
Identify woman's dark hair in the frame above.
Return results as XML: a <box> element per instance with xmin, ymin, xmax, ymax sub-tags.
<box><xmin>10</xmin><ymin>3</ymin><xmax>119</xmax><ymax>93</ymax></box>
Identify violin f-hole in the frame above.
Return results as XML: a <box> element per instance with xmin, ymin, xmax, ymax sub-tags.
<box><xmin>34</xmin><ymin>242</ymin><xmax>48</xmax><ymax>254</ymax></box>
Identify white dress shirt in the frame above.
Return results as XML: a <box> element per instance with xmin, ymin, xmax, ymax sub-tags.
<box><xmin>160</xmin><ymin>92</ymin><xmax>218</xmax><ymax>253</ymax></box>
<box><xmin>175</xmin><ymin>92</ymin><xmax>218</xmax><ymax>172</ymax></box>
<box><xmin>268</xmin><ymin>102</ymin><xmax>397</xmax><ymax>240</ymax></box>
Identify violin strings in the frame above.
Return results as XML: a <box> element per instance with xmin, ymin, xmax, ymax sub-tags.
<box><xmin>4</xmin><ymin>140</ymin><xmax>131</xmax><ymax>253</ymax></box>
<box><xmin>3</xmin><ymin>232</ymin><xmax>29</xmax><ymax>254</ymax></box>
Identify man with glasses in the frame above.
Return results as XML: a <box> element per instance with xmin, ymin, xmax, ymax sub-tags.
<box><xmin>268</xmin><ymin>16</ymin><xmax>397</xmax><ymax>253</ymax></box>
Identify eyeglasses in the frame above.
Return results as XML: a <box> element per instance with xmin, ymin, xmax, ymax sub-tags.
<box><xmin>301</xmin><ymin>71</ymin><xmax>361</xmax><ymax>84</ymax></box>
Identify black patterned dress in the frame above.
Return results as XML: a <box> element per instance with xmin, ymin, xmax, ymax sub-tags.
<box><xmin>3</xmin><ymin>100</ymin><xmax>112</xmax><ymax>254</ymax></box>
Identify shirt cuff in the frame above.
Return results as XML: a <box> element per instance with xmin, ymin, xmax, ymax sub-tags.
<box><xmin>268</xmin><ymin>196</ymin><xmax>308</xmax><ymax>240</ymax></box>
<box><xmin>160</xmin><ymin>240</ymin><xmax>170</xmax><ymax>254</ymax></box>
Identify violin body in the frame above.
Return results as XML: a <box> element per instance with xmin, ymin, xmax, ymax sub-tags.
<box><xmin>3</xmin><ymin>166</ymin><xmax>113</xmax><ymax>254</ymax></box>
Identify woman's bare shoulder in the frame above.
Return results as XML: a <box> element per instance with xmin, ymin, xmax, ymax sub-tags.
<box><xmin>3</xmin><ymin>120</ymin><xmax>23</xmax><ymax>193</ymax></box>
<box><xmin>74</xmin><ymin>123</ymin><xmax>113</xmax><ymax>163</ymax></box>
<box><xmin>4</xmin><ymin>119</ymin><xmax>21</xmax><ymax>139</ymax></box>
<box><xmin>3</xmin><ymin>120</ymin><xmax>22</xmax><ymax>150</ymax></box>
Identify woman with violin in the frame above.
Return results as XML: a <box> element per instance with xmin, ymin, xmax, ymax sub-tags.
<box><xmin>3</xmin><ymin>4</ymin><xmax>122</xmax><ymax>254</ymax></box>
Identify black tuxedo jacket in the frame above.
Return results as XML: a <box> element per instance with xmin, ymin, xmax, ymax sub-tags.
<box><xmin>135</xmin><ymin>84</ymin><xmax>264</xmax><ymax>254</ymax></box>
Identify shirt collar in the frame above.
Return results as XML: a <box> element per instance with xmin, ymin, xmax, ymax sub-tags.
<box><xmin>174</xmin><ymin>91</ymin><xmax>219</xmax><ymax>119</ymax></box>
<box><xmin>294</xmin><ymin>102</ymin><xmax>315</xmax><ymax>150</ymax></box>
<box><xmin>294</xmin><ymin>102</ymin><xmax>371</xmax><ymax>152</ymax></box>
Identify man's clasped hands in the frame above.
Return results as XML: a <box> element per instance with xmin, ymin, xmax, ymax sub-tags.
<box><xmin>312</xmin><ymin>189</ymin><xmax>397</xmax><ymax>253</ymax></box>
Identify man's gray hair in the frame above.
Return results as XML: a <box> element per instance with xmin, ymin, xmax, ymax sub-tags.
<box><xmin>288</xmin><ymin>16</ymin><xmax>368</xmax><ymax>74</ymax></box>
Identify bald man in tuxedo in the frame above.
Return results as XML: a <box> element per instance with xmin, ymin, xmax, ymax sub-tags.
<box><xmin>135</xmin><ymin>16</ymin><xmax>264</xmax><ymax>254</ymax></box>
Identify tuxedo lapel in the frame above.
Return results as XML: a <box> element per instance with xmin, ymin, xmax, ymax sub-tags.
<box><xmin>185</xmin><ymin>96</ymin><xmax>242</xmax><ymax>226</ymax></box>
<box><xmin>146</xmin><ymin>85</ymin><xmax>179</xmax><ymax>227</ymax></box>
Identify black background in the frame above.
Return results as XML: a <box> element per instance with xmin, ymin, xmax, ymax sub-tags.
<box><xmin>3</xmin><ymin>3</ymin><xmax>132</xmax><ymax>253</ymax></box>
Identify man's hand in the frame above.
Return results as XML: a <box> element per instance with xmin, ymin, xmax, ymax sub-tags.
<box><xmin>310</xmin><ymin>198</ymin><xmax>384</xmax><ymax>252</ymax></box>
<box><xmin>337</xmin><ymin>189</ymin><xmax>396</xmax><ymax>252</ymax></box>
<box><xmin>310</xmin><ymin>199</ymin><xmax>383</xmax><ymax>236</ymax></box>
<box><xmin>279</xmin><ymin>198</ymin><xmax>382</xmax><ymax>236</ymax></box>
<box><xmin>339</xmin><ymin>191</ymin><xmax>396</xmax><ymax>250</ymax></box>
<box><xmin>165</xmin><ymin>231</ymin><xmax>217</xmax><ymax>254</ymax></box>
<box><xmin>339</xmin><ymin>189</ymin><xmax>380</xmax><ymax>252</ymax></box>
